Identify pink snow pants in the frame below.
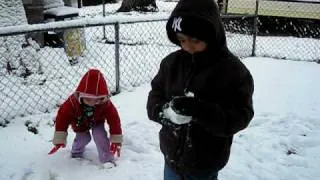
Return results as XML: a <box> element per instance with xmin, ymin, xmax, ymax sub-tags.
<box><xmin>71</xmin><ymin>123</ymin><xmax>114</xmax><ymax>163</ymax></box>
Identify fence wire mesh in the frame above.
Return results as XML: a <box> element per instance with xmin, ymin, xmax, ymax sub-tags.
<box><xmin>1</xmin><ymin>0</ymin><xmax>320</xmax><ymax>124</ymax></box>
<box><xmin>221</xmin><ymin>0</ymin><xmax>320</xmax><ymax>60</ymax></box>
<box><xmin>0</xmin><ymin>20</ymin><xmax>178</xmax><ymax>124</ymax></box>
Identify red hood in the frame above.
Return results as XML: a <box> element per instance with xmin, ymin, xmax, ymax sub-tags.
<box><xmin>76</xmin><ymin>69</ymin><xmax>110</xmax><ymax>98</ymax></box>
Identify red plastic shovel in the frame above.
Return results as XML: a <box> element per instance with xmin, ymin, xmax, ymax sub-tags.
<box><xmin>48</xmin><ymin>144</ymin><xmax>65</xmax><ymax>155</ymax></box>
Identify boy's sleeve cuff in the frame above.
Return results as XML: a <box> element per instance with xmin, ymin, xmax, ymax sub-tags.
<box><xmin>110</xmin><ymin>134</ymin><xmax>123</xmax><ymax>143</ymax></box>
<box><xmin>52</xmin><ymin>131</ymin><xmax>67</xmax><ymax>145</ymax></box>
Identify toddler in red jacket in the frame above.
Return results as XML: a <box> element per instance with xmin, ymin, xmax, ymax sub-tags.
<box><xmin>50</xmin><ymin>69</ymin><xmax>123</xmax><ymax>167</ymax></box>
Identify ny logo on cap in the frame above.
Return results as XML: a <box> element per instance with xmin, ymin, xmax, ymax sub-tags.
<box><xmin>172</xmin><ymin>17</ymin><xmax>182</xmax><ymax>32</ymax></box>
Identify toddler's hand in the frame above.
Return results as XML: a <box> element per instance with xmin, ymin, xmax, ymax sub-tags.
<box><xmin>110</xmin><ymin>143</ymin><xmax>121</xmax><ymax>157</ymax></box>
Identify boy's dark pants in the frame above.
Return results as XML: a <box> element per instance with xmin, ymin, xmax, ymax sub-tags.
<box><xmin>164</xmin><ymin>162</ymin><xmax>218</xmax><ymax>180</ymax></box>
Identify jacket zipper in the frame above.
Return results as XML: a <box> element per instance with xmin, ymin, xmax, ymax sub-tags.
<box><xmin>175</xmin><ymin>54</ymin><xmax>195</xmax><ymax>169</ymax></box>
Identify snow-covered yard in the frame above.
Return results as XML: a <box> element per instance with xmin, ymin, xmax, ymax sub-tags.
<box><xmin>0</xmin><ymin>57</ymin><xmax>320</xmax><ymax>180</ymax></box>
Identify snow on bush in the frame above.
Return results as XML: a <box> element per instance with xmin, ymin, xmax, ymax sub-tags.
<box><xmin>43</xmin><ymin>0</ymin><xmax>65</xmax><ymax>9</ymax></box>
<box><xmin>0</xmin><ymin>0</ymin><xmax>43</xmax><ymax>77</ymax></box>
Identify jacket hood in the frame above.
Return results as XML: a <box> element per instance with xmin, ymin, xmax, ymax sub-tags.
<box><xmin>166</xmin><ymin>0</ymin><xmax>227</xmax><ymax>51</ymax></box>
<box><xmin>75</xmin><ymin>69</ymin><xmax>110</xmax><ymax>100</ymax></box>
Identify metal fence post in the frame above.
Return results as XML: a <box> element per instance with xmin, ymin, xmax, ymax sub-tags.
<box><xmin>222</xmin><ymin>0</ymin><xmax>228</xmax><ymax>14</ymax></box>
<box><xmin>102</xmin><ymin>0</ymin><xmax>106</xmax><ymax>39</ymax></box>
<box><xmin>78</xmin><ymin>0</ymin><xmax>83</xmax><ymax>8</ymax></box>
<box><xmin>252</xmin><ymin>0</ymin><xmax>259</xmax><ymax>56</ymax></box>
<box><xmin>114</xmin><ymin>22</ymin><xmax>120</xmax><ymax>94</ymax></box>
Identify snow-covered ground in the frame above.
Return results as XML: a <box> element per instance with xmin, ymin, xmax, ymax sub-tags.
<box><xmin>0</xmin><ymin>57</ymin><xmax>320</xmax><ymax>180</ymax></box>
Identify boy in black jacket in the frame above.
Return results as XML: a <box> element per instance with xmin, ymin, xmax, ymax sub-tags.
<box><xmin>147</xmin><ymin>0</ymin><xmax>254</xmax><ymax>179</ymax></box>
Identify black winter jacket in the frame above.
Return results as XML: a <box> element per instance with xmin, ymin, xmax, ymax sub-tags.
<box><xmin>147</xmin><ymin>0</ymin><xmax>254</xmax><ymax>176</ymax></box>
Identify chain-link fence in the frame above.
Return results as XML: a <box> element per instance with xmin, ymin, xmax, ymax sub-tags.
<box><xmin>0</xmin><ymin>18</ymin><xmax>174</xmax><ymax>125</ymax></box>
<box><xmin>221</xmin><ymin>0</ymin><xmax>320</xmax><ymax>60</ymax></box>
<box><xmin>80</xmin><ymin>0</ymin><xmax>320</xmax><ymax>59</ymax></box>
<box><xmin>1</xmin><ymin>0</ymin><xmax>320</xmax><ymax>124</ymax></box>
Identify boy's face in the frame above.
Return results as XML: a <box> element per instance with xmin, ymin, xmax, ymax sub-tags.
<box><xmin>176</xmin><ymin>33</ymin><xmax>207</xmax><ymax>55</ymax></box>
<box><xmin>82</xmin><ymin>97</ymin><xmax>104</xmax><ymax>106</ymax></box>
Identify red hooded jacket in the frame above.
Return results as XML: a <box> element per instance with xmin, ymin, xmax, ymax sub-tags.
<box><xmin>54</xmin><ymin>69</ymin><xmax>122</xmax><ymax>144</ymax></box>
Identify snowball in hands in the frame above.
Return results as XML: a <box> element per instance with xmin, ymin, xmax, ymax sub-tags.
<box><xmin>162</xmin><ymin>106</ymin><xmax>192</xmax><ymax>125</ymax></box>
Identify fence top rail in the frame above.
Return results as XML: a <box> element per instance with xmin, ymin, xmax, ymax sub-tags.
<box><xmin>0</xmin><ymin>14</ymin><xmax>169</xmax><ymax>37</ymax></box>
<box><xmin>221</xmin><ymin>14</ymin><xmax>257</xmax><ymax>18</ymax></box>
<box><xmin>0</xmin><ymin>13</ymin><xmax>256</xmax><ymax>37</ymax></box>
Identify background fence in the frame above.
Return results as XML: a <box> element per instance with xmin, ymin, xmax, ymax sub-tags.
<box><xmin>0</xmin><ymin>0</ymin><xmax>320</xmax><ymax>125</ymax></box>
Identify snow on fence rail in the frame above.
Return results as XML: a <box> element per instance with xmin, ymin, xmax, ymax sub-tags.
<box><xmin>0</xmin><ymin>15</ymin><xmax>319</xmax><ymax>124</ymax></box>
<box><xmin>0</xmin><ymin>15</ymin><xmax>169</xmax><ymax>37</ymax></box>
